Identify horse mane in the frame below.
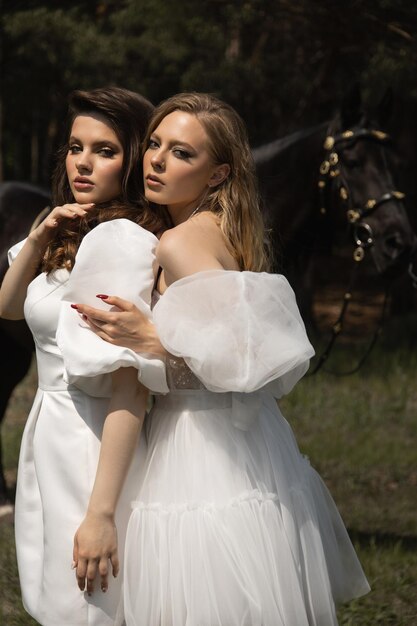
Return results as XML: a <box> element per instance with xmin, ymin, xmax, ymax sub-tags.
<box><xmin>252</xmin><ymin>122</ymin><xmax>328</xmax><ymax>164</ymax></box>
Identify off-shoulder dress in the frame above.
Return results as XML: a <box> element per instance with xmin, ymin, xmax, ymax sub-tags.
<box><xmin>116</xmin><ymin>270</ymin><xmax>370</xmax><ymax>626</ymax></box>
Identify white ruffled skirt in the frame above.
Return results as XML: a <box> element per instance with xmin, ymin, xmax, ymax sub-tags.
<box><xmin>124</xmin><ymin>390</ymin><xmax>369</xmax><ymax>626</ymax></box>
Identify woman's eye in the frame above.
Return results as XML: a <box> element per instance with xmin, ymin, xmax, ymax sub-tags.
<box><xmin>173</xmin><ymin>148</ymin><xmax>191</xmax><ymax>160</ymax></box>
<box><xmin>148</xmin><ymin>139</ymin><xmax>159</xmax><ymax>149</ymax></box>
<box><xmin>69</xmin><ymin>145</ymin><xmax>82</xmax><ymax>154</ymax></box>
<box><xmin>99</xmin><ymin>148</ymin><xmax>115</xmax><ymax>158</ymax></box>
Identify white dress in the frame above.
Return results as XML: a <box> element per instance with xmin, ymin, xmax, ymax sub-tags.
<box><xmin>51</xmin><ymin>227</ymin><xmax>369</xmax><ymax>625</ymax></box>
<box><xmin>119</xmin><ymin>271</ymin><xmax>370</xmax><ymax>626</ymax></box>
<box><xmin>10</xmin><ymin>219</ymin><xmax>168</xmax><ymax>626</ymax></box>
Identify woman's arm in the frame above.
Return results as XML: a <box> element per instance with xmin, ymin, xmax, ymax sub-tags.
<box><xmin>73</xmin><ymin>366</ymin><xmax>147</xmax><ymax>595</ymax></box>
<box><xmin>0</xmin><ymin>203</ymin><xmax>93</xmax><ymax>319</ymax></box>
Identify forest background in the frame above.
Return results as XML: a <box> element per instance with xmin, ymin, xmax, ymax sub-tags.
<box><xmin>1</xmin><ymin>2</ymin><xmax>417</xmax><ymax>625</ymax></box>
<box><xmin>2</xmin><ymin>0</ymin><xmax>417</xmax><ymax>186</ymax></box>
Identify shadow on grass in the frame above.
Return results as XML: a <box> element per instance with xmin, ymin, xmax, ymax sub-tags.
<box><xmin>349</xmin><ymin>528</ymin><xmax>417</xmax><ymax>551</ymax></box>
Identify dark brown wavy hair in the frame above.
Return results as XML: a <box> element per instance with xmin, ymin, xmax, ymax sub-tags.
<box><xmin>43</xmin><ymin>86</ymin><xmax>170</xmax><ymax>273</ymax></box>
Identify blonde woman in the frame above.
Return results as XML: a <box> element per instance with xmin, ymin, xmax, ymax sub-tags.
<box><xmin>73</xmin><ymin>93</ymin><xmax>370</xmax><ymax>626</ymax></box>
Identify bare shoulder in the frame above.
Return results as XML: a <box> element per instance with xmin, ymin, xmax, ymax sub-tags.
<box><xmin>158</xmin><ymin>212</ymin><xmax>219</xmax><ymax>251</ymax></box>
<box><xmin>157</xmin><ymin>212</ymin><xmax>234</xmax><ymax>282</ymax></box>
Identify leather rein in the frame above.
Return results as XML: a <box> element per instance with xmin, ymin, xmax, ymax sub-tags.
<box><xmin>309</xmin><ymin>126</ymin><xmax>405</xmax><ymax>376</ymax></box>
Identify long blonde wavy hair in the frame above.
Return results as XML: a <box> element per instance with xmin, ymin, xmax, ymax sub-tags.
<box><xmin>143</xmin><ymin>93</ymin><xmax>271</xmax><ymax>272</ymax></box>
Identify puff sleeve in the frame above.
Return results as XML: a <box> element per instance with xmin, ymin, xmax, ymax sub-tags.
<box><xmin>7</xmin><ymin>239</ymin><xmax>27</xmax><ymax>265</ymax></box>
<box><xmin>152</xmin><ymin>270</ymin><xmax>314</xmax><ymax>399</ymax></box>
<box><xmin>56</xmin><ymin>219</ymin><xmax>169</xmax><ymax>396</ymax></box>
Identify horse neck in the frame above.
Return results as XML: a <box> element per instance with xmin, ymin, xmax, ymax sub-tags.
<box><xmin>253</xmin><ymin>121</ymin><xmax>328</xmax><ymax>169</ymax></box>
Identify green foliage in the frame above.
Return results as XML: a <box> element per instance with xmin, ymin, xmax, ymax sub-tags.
<box><xmin>1</xmin><ymin>0</ymin><xmax>417</xmax><ymax>181</ymax></box>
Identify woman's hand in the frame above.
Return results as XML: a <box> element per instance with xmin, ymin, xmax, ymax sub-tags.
<box><xmin>73</xmin><ymin>295</ymin><xmax>167</xmax><ymax>356</ymax></box>
<box><xmin>29</xmin><ymin>202</ymin><xmax>94</xmax><ymax>247</ymax></box>
<box><xmin>73</xmin><ymin>511</ymin><xmax>119</xmax><ymax>595</ymax></box>
<box><xmin>0</xmin><ymin>202</ymin><xmax>94</xmax><ymax>320</ymax></box>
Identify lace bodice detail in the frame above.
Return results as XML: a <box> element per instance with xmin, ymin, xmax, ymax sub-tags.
<box><xmin>152</xmin><ymin>289</ymin><xmax>206</xmax><ymax>391</ymax></box>
<box><xmin>165</xmin><ymin>355</ymin><xmax>206</xmax><ymax>390</ymax></box>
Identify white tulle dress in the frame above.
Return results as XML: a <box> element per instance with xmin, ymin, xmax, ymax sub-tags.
<box><xmin>115</xmin><ymin>271</ymin><xmax>370</xmax><ymax>626</ymax></box>
<box><xmin>9</xmin><ymin>219</ymin><xmax>168</xmax><ymax>626</ymax></box>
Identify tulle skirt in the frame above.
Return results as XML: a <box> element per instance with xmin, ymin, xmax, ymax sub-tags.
<box><xmin>124</xmin><ymin>390</ymin><xmax>369</xmax><ymax>626</ymax></box>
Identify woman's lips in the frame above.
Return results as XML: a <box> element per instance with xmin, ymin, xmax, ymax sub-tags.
<box><xmin>73</xmin><ymin>180</ymin><xmax>94</xmax><ymax>191</ymax></box>
<box><xmin>146</xmin><ymin>175</ymin><xmax>164</xmax><ymax>188</ymax></box>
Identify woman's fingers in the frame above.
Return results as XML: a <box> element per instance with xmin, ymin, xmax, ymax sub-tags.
<box><xmin>76</xmin><ymin>557</ymin><xmax>88</xmax><ymax>591</ymax></box>
<box><xmin>84</xmin><ymin>317</ymin><xmax>116</xmax><ymax>344</ymax></box>
<box><xmin>72</xmin><ymin>302</ymin><xmax>126</xmax><ymax>342</ymax></box>
<box><xmin>98</xmin><ymin>557</ymin><xmax>109</xmax><ymax>592</ymax></box>
<box><xmin>75</xmin><ymin>557</ymin><xmax>104</xmax><ymax>595</ymax></box>
<box><xmin>70</xmin><ymin>297</ymin><xmax>157</xmax><ymax>352</ymax></box>
<box><xmin>72</xmin><ymin>536</ymin><xmax>79</xmax><ymax>571</ymax></box>
<box><xmin>76</xmin><ymin>556</ymin><xmax>114</xmax><ymax>595</ymax></box>
<box><xmin>44</xmin><ymin>203</ymin><xmax>95</xmax><ymax>229</ymax></box>
<box><xmin>98</xmin><ymin>549</ymin><xmax>119</xmax><ymax>592</ymax></box>
<box><xmin>96</xmin><ymin>295</ymin><xmax>135</xmax><ymax>312</ymax></box>
<box><xmin>73</xmin><ymin>303</ymin><xmax>119</xmax><ymax>323</ymax></box>
<box><xmin>110</xmin><ymin>550</ymin><xmax>120</xmax><ymax>579</ymax></box>
<box><xmin>76</xmin><ymin>553</ymin><xmax>118</xmax><ymax>593</ymax></box>
<box><xmin>86</xmin><ymin>558</ymin><xmax>99</xmax><ymax>595</ymax></box>
<box><xmin>73</xmin><ymin>295</ymin><xmax>136</xmax><ymax>318</ymax></box>
<box><xmin>73</xmin><ymin>515</ymin><xmax>117</xmax><ymax>595</ymax></box>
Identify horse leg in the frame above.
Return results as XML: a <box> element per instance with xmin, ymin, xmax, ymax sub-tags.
<box><xmin>288</xmin><ymin>253</ymin><xmax>318</xmax><ymax>336</ymax></box>
<box><xmin>0</xmin><ymin>329</ymin><xmax>33</xmax><ymax>504</ymax></box>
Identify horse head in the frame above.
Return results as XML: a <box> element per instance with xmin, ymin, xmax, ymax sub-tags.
<box><xmin>0</xmin><ymin>181</ymin><xmax>51</xmax><ymax>282</ymax></box>
<box><xmin>320</xmin><ymin>85</ymin><xmax>417</xmax><ymax>276</ymax></box>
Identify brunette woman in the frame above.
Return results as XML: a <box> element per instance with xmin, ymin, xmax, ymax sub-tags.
<box><xmin>0</xmin><ymin>87</ymin><xmax>168</xmax><ymax>626</ymax></box>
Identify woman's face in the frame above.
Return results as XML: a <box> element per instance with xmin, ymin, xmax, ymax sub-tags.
<box><xmin>66</xmin><ymin>113</ymin><xmax>124</xmax><ymax>204</ymax></box>
<box><xmin>143</xmin><ymin>111</ymin><xmax>220</xmax><ymax>220</ymax></box>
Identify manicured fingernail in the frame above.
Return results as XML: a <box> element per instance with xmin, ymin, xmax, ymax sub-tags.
<box><xmin>101</xmin><ymin>586</ymin><xmax>107</xmax><ymax>593</ymax></box>
<box><xmin>71</xmin><ymin>304</ymin><xmax>78</xmax><ymax>310</ymax></box>
<box><xmin>82</xmin><ymin>314</ymin><xmax>88</xmax><ymax>321</ymax></box>
<box><xmin>96</xmin><ymin>294</ymin><xmax>109</xmax><ymax>300</ymax></box>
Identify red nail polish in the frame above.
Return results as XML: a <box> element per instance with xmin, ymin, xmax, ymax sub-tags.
<box><xmin>96</xmin><ymin>294</ymin><xmax>109</xmax><ymax>299</ymax></box>
<box><xmin>82</xmin><ymin>314</ymin><xmax>88</xmax><ymax>321</ymax></box>
<box><xmin>71</xmin><ymin>304</ymin><xmax>79</xmax><ymax>310</ymax></box>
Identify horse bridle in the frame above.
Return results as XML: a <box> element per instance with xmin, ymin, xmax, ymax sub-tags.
<box><xmin>309</xmin><ymin>126</ymin><xmax>406</xmax><ymax>376</ymax></box>
<box><xmin>318</xmin><ymin>127</ymin><xmax>406</xmax><ymax>262</ymax></box>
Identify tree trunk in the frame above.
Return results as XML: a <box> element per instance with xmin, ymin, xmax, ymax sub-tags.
<box><xmin>30</xmin><ymin>117</ymin><xmax>39</xmax><ymax>183</ymax></box>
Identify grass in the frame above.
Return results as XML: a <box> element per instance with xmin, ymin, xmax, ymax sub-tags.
<box><xmin>0</xmin><ymin>362</ymin><xmax>37</xmax><ymax>626</ymax></box>
<box><xmin>1</xmin><ymin>316</ymin><xmax>417</xmax><ymax>624</ymax></box>
<box><xmin>282</xmin><ymin>318</ymin><xmax>417</xmax><ymax>625</ymax></box>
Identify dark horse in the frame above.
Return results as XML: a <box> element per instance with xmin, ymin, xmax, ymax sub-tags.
<box><xmin>0</xmin><ymin>181</ymin><xmax>50</xmax><ymax>503</ymax></box>
<box><xmin>254</xmin><ymin>88</ymin><xmax>417</xmax><ymax>324</ymax></box>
